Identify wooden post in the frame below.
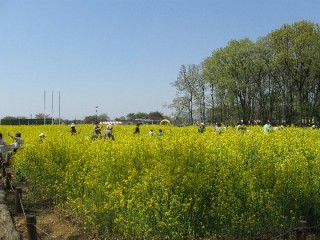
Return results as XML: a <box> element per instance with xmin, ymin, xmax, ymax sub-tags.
<box><xmin>26</xmin><ymin>215</ymin><xmax>37</xmax><ymax>240</ymax></box>
<box><xmin>1</xmin><ymin>161</ymin><xmax>7</xmax><ymax>177</ymax></box>
<box><xmin>5</xmin><ymin>171</ymin><xmax>11</xmax><ymax>190</ymax></box>
<box><xmin>15</xmin><ymin>187</ymin><xmax>23</xmax><ymax>214</ymax></box>
<box><xmin>296</xmin><ymin>220</ymin><xmax>307</xmax><ymax>240</ymax></box>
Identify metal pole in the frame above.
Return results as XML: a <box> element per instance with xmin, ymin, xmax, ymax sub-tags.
<box><xmin>59</xmin><ymin>91</ymin><xmax>61</xmax><ymax>125</ymax></box>
<box><xmin>96</xmin><ymin>106</ymin><xmax>98</xmax><ymax>123</ymax></box>
<box><xmin>51</xmin><ymin>91</ymin><xmax>54</xmax><ymax>125</ymax></box>
<box><xmin>44</xmin><ymin>91</ymin><xmax>46</xmax><ymax>125</ymax></box>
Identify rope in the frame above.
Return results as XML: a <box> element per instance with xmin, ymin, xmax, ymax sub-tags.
<box><xmin>272</xmin><ymin>222</ymin><xmax>320</xmax><ymax>239</ymax></box>
<box><xmin>2</xmin><ymin>166</ymin><xmax>52</xmax><ymax>239</ymax></box>
<box><xmin>270</xmin><ymin>226</ymin><xmax>295</xmax><ymax>239</ymax></box>
<box><xmin>35</xmin><ymin>229</ymin><xmax>44</xmax><ymax>240</ymax></box>
<box><xmin>18</xmin><ymin>193</ymin><xmax>26</xmax><ymax>217</ymax></box>
<box><xmin>3</xmin><ymin>167</ymin><xmax>27</xmax><ymax>217</ymax></box>
<box><xmin>301</xmin><ymin>223</ymin><xmax>320</xmax><ymax>231</ymax></box>
<box><xmin>33</xmin><ymin>223</ymin><xmax>50</xmax><ymax>238</ymax></box>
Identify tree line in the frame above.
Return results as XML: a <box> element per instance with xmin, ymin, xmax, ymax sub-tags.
<box><xmin>1</xmin><ymin>111</ymin><xmax>167</xmax><ymax>125</ymax></box>
<box><xmin>171</xmin><ymin>20</ymin><xmax>320</xmax><ymax>126</ymax></box>
<box><xmin>84</xmin><ymin>111</ymin><xmax>166</xmax><ymax>123</ymax></box>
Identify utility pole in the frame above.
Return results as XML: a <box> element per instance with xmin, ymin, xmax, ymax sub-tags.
<box><xmin>51</xmin><ymin>91</ymin><xmax>54</xmax><ymax>125</ymax></box>
<box><xmin>96</xmin><ymin>106</ymin><xmax>98</xmax><ymax>123</ymax></box>
<box><xmin>59</xmin><ymin>91</ymin><xmax>61</xmax><ymax>125</ymax></box>
<box><xmin>44</xmin><ymin>91</ymin><xmax>46</xmax><ymax>125</ymax></box>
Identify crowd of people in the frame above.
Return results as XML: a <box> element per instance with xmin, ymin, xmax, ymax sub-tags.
<box><xmin>0</xmin><ymin>120</ymin><xmax>289</xmax><ymax>162</ymax></box>
<box><xmin>196</xmin><ymin>121</ymin><xmax>287</xmax><ymax>135</ymax></box>
<box><xmin>88</xmin><ymin>122</ymin><xmax>165</xmax><ymax>140</ymax></box>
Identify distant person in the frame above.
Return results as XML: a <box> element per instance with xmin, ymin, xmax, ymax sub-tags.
<box><xmin>104</xmin><ymin>124</ymin><xmax>115</xmax><ymax>140</ymax></box>
<box><xmin>157</xmin><ymin>129</ymin><xmax>164</xmax><ymax>137</ymax></box>
<box><xmin>39</xmin><ymin>133</ymin><xmax>46</xmax><ymax>139</ymax></box>
<box><xmin>39</xmin><ymin>133</ymin><xmax>46</xmax><ymax>142</ymax></box>
<box><xmin>263</xmin><ymin>122</ymin><xmax>271</xmax><ymax>133</ymax></box>
<box><xmin>198</xmin><ymin>123</ymin><xmax>205</xmax><ymax>133</ymax></box>
<box><xmin>236</xmin><ymin>122</ymin><xmax>246</xmax><ymax>132</ymax></box>
<box><xmin>70</xmin><ymin>123</ymin><xmax>77</xmax><ymax>135</ymax></box>
<box><xmin>0</xmin><ymin>133</ymin><xmax>7</xmax><ymax>161</ymax></box>
<box><xmin>8</xmin><ymin>132</ymin><xmax>24</xmax><ymax>152</ymax></box>
<box><xmin>148</xmin><ymin>129</ymin><xmax>154</xmax><ymax>136</ymax></box>
<box><xmin>92</xmin><ymin>123</ymin><xmax>102</xmax><ymax>140</ymax></box>
<box><xmin>134</xmin><ymin>123</ymin><xmax>141</xmax><ymax>134</ymax></box>
<box><xmin>214</xmin><ymin>123</ymin><xmax>222</xmax><ymax>134</ymax></box>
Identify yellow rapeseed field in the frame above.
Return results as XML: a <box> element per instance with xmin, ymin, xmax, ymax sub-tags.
<box><xmin>2</xmin><ymin>124</ymin><xmax>320</xmax><ymax>239</ymax></box>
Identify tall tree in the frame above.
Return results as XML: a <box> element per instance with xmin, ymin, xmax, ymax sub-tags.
<box><xmin>172</xmin><ymin>64</ymin><xmax>199</xmax><ymax>125</ymax></box>
<box><xmin>268</xmin><ymin>21</ymin><xmax>320</xmax><ymax>124</ymax></box>
<box><xmin>205</xmin><ymin>39</ymin><xmax>260</xmax><ymax>123</ymax></box>
<box><xmin>196</xmin><ymin>62</ymin><xmax>209</xmax><ymax>123</ymax></box>
<box><xmin>35</xmin><ymin>113</ymin><xmax>50</xmax><ymax>119</ymax></box>
<box><xmin>148</xmin><ymin>111</ymin><xmax>164</xmax><ymax>120</ymax></box>
<box><xmin>204</xmin><ymin>47</ymin><xmax>232</xmax><ymax>123</ymax></box>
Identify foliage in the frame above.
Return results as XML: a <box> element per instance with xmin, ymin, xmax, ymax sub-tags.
<box><xmin>148</xmin><ymin>111</ymin><xmax>164</xmax><ymax>120</ymax></box>
<box><xmin>114</xmin><ymin>116</ymin><xmax>126</xmax><ymax>121</ymax></box>
<box><xmin>83</xmin><ymin>114</ymin><xmax>110</xmax><ymax>123</ymax></box>
<box><xmin>35</xmin><ymin>113</ymin><xmax>51</xmax><ymax>119</ymax></box>
<box><xmin>6</xmin><ymin>124</ymin><xmax>320</xmax><ymax>239</ymax></box>
<box><xmin>173</xmin><ymin>20</ymin><xmax>320</xmax><ymax>126</ymax></box>
<box><xmin>126</xmin><ymin>112</ymin><xmax>163</xmax><ymax>121</ymax></box>
<box><xmin>83</xmin><ymin>115</ymin><xmax>96</xmax><ymax>123</ymax></box>
<box><xmin>2</xmin><ymin>116</ymin><xmax>17</xmax><ymax>119</ymax></box>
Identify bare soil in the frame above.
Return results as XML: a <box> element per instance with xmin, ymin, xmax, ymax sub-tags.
<box><xmin>4</xmin><ymin>179</ymin><xmax>91</xmax><ymax>240</ymax></box>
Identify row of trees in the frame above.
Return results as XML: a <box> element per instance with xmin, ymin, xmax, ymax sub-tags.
<box><xmin>2</xmin><ymin>113</ymin><xmax>50</xmax><ymax>120</ymax></box>
<box><xmin>170</xmin><ymin>21</ymin><xmax>320</xmax><ymax>126</ymax></box>
<box><xmin>83</xmin><ymin>111</ymin><xmax>166</xmax><ymax>123</ymax></box>
<box><xmin>1</xmin><ymin>111</ymin><xmax>167</xmax><ymax>125</ymax></box>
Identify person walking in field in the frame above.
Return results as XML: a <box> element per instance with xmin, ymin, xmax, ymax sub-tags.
<box><xmin>214</xmin><ymin>123</ymin><xmax>222</xmax><ymax>134</ymax></box>
<box><xmin>8</xmin><ymin>132</ymin><xmax>24</xmax><ymax>153</ymax></box>
<box><xmin>38</xmin><ymin>133</ymin><xmax>46</xmax><ymax>142</ymax></box>
<box><xmin>198</xmin><ymin>123</ymin><xmax>205</xmax><ymax>133</ymax></box>
<box><xmin>70</xmin><ymin>123</ymin><xmax>77</xmax><ymax>135</ymax></box>
<box><xmin>149</xmin><ymin>129</ymin><xmax>154</xmax><ymax>136</ymax></box>
<box><xmin>0</xmin><ymin>133</ymin><xmax>7</xmax><ymax>161</ymax></box>
<box><xmin>104</xmin><ymin>124</ymin><xmax>115</xmax><ymax>140</ymax></box>
<box><xmin>157</xmin><ymin>129</ymin><xmax>164</xmax><ymax>138</ymax></box>
<box><xmin>92</xmin><ymin>122</ymin><xmax>102</xmax><ymax>140</ymax></box>
<box><xmin>236</xmin><ymin>122</ymin><xmax>246</xmax><ymax>132</ymax></box>
<box><xmin>263</xmin><ymin>122</ymin><xmax>271</xmax><ymax>133</ymax></box>
<box><xmin>134</xmin><ymin>123</ymin><xmax>141</xmax><ymax>134</ymax></box>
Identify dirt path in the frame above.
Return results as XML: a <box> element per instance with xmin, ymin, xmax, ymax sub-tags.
<box><xmin>3</xmin><ymin>180</ymin><xmax>90</xmax><ymax>240</ymax></box>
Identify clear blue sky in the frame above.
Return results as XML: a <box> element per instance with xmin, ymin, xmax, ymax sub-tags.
<box><xmin>1</xmin><ymin>0</ymin><xmax>319</xmax><ymax>120</ymax></box>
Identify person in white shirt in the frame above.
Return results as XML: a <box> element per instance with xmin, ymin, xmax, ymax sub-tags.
<box><xmin>148</xmin><ymin>129</ymin><xmax>154</xmax><ymax>136</ymax></box>
<box><xmin>0</xmin><ymin>133</ymin><xmax>7</xmax><ymax>160</ymax></box>
<box><xmin>8</xmin><ymin>132</ymin><xmax>24</xmax><ymax>153</ymax></box>
<box><xmin>104</xmin><ymin>124</ymin><xmax>114</xmax><ymax>140</ymax></box>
